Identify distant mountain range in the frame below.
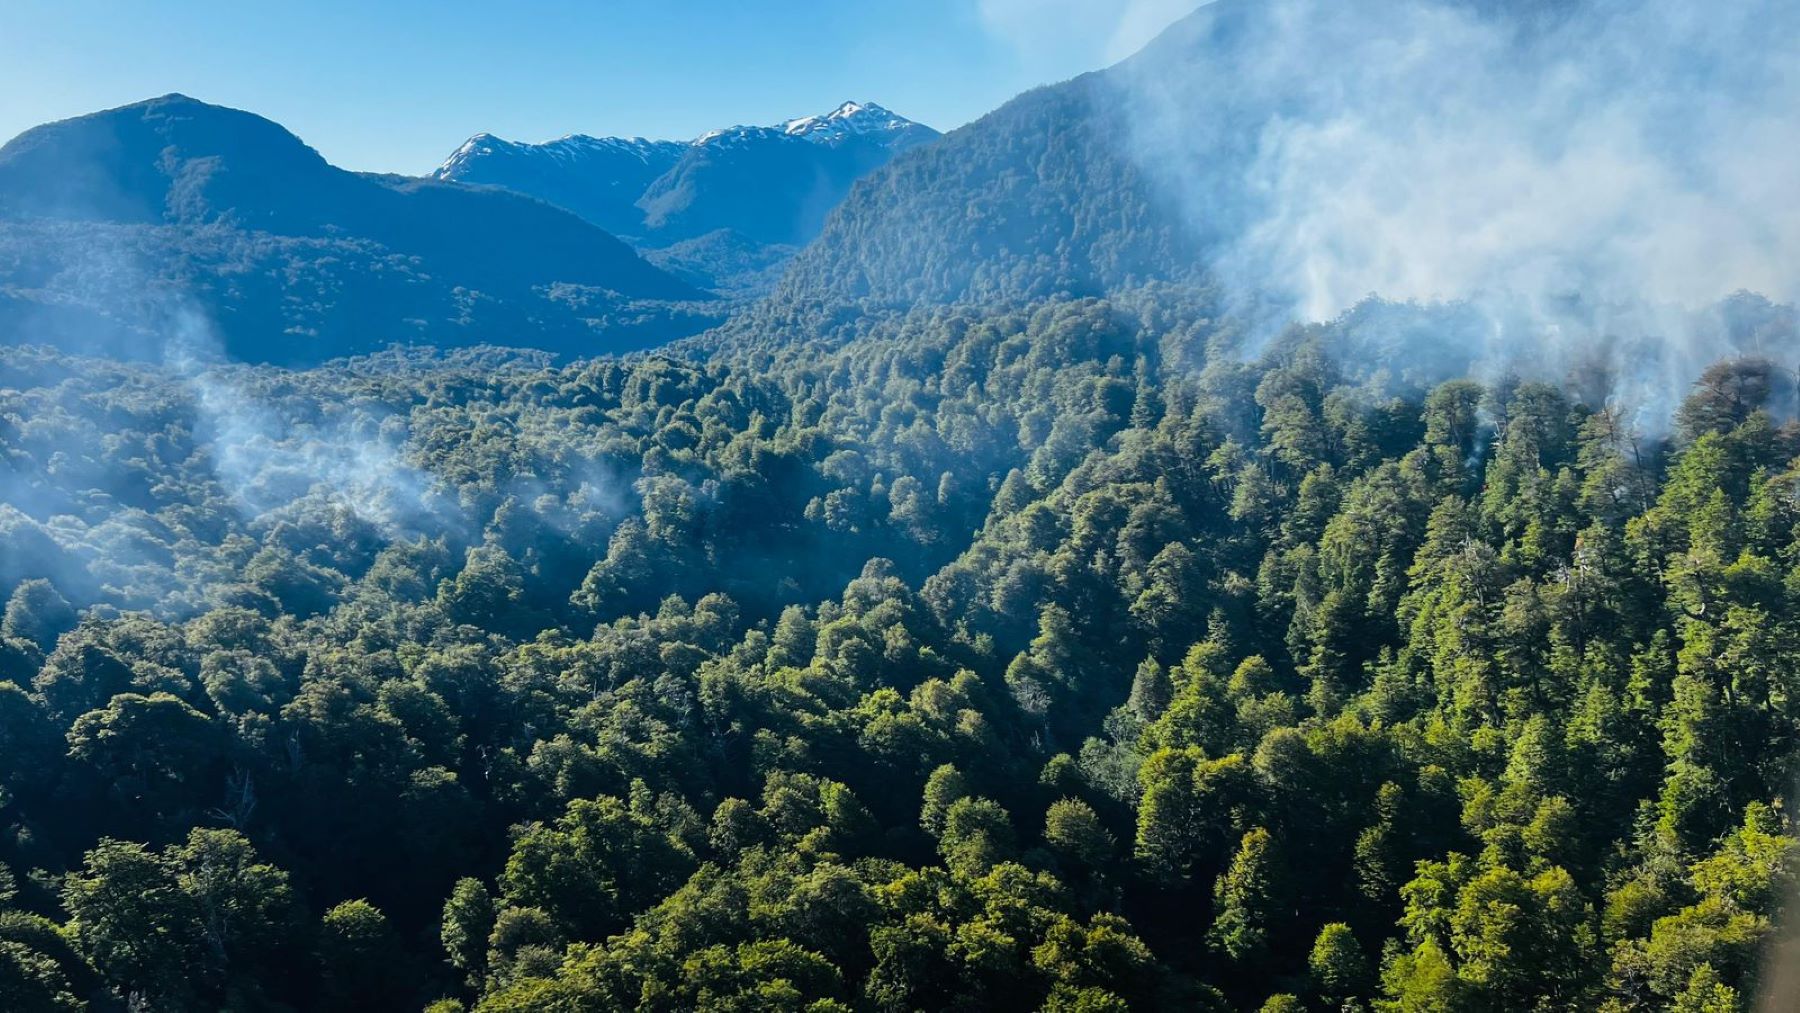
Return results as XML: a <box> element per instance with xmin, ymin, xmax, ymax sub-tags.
<box><xmin>432</xmin><ymin>102</ymin><xmax>938</xmax><ymax>294</ymax></box>
<box><xmin>0</xmin><ymin>95</ymin><xmax>941</xmax><ymax>364</ymax></box>
<box><xmin>0</xmin><ymin>94</ymin><xmax>724</xmax><ymax>364</ymax></box>
<box><xmin>0</xmin><ymin>0</ymin><xmax>1626</xmax><ymax>368</ymax></box>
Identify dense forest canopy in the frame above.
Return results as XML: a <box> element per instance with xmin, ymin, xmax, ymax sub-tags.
<box><xmin>1</xmin><ymin>0</ymin><xmax>1798</xmax><ymax>1008</ymax></box>
<box><xmin>2</xmin><ymin>284</ymin><xmax>1799</xmax><ymax>1010</ymax></box>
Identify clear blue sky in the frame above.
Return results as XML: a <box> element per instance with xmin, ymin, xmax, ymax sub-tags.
<box><xmin>0</xmin><ymin>0</ymin><xmax>1195</xmax><ymax>175</ymax></box>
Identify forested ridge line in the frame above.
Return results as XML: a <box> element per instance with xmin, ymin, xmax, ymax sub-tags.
<box><xmin>1</xmin><ymin>294</ymin><xmax>1797</xmax><ymax>1010</ymax></box>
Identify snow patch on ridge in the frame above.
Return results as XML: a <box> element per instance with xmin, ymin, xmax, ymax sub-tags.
<box><xmin>436</xmin><ymin>101</ymin><xmax>934</xmax><ymax>179</ymax></box>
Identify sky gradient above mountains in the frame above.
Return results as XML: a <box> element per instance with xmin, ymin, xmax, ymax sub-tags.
<box><xmin>0</xmin><ymin>0</ymin><xmax>1194</xmax><ymax>174</ymax></box>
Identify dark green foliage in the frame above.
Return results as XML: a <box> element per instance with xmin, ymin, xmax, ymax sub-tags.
<box><xmin>319</xmin><ymin>900</ymin><xmax>413</xmax><ymax>1010</ymax></box>
<box><xmin>0</xmin><ymin>289</ymin><xmax>1797</xmax><ymax>1011</ymax></box>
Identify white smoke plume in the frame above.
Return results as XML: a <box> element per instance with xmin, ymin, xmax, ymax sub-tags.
<box><xmin>1104</xmin><ymin>0</ymin><xmax>1800</xmax><ymax>420</ymax></box>
<box><xmin>148</xmin><ymin>302</ymin><xmax>451</xmax><ymax>542</ymax></box>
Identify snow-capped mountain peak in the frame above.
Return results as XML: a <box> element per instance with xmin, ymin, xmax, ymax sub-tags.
<box><xmin>429</xmin><ymin>101</ymin><xmax>939</xmax><ymax>257</ymax></box>
<box><xmin>434</xmin><ymin>131</ymin><xmax>686</xmax><ymax>179</ymax></box>
<box><xmin>436</xmin><ymin>132</ymin><xmax>507</xmax><ymax>176</ymax></box>
<box><xmin>438</xmin><ymin>100</ymin><xmax>932</xmax><ymax>177</ymax></box>
<box><xmin>691</xmin><ymin>124</ymin><xmax>786</xmax><ymax>149</ymax></box>
<box><xmin>781</xmin><ymin>101</ymin><xmax>922</xmax><ymax>146</ymax></box>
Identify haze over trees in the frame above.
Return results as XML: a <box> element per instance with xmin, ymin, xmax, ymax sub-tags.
<box><xmin>3</xmin><ymin>293</ymin><xmax>1798</xmax><ymax>1010</ymax></box>
<box><xmin>2</xmin><ymin>0</ymin><xmax>1799</xmax><ymax>1010</ymax></box>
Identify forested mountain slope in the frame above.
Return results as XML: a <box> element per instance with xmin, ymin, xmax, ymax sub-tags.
<box><xmin>0</xmin><ymin>95</ymin><xmax>718</xmax><ymax>364</ymax></box>
<box><xmin>770</xmin><ymin>0</ymin><xmax>1627</xmax><ymax>314</ymax></box>
<box><xmin>1</xmin><ymin>292</ymin><xmax>1797</xmax><ymax>1009</ymax></box>
<box><xmin>773</xmin><ymin>77</ymin><xmax>1201</xmax><ymax>308</ymax></box>
<box><xmin>768</xmin><ymin>0</ymin><xmax>1281</xmax><ymax>309</ymax></box>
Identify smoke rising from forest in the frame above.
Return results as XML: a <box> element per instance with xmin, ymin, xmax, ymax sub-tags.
<box><xmin>0</xmin><ymin>229</ymin><xmax>650</xmax><ymax>615</ymax></box>
<box><xmin>161</xmin><ymin>310</ymin><xmax>444</xmax><ymax>538</ymax></box>
<box><xmin>0</xmin><ymin>240</ymin><xmax>449</xmax><ymax>608</ymax></box>
<box><xmin>1112</xmin><ymin>0</ymin><xmax>1800</xmax><ymax>421</ymax></box>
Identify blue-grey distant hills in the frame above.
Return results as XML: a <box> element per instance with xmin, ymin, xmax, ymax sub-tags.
<box><xmin>0</xmin><ymin>94</ymin><xmax>719</xmax><ymax>364</ymax></box>
<box><xmin>432</xmin><ymin>102</ymin><xmax>939</xmax><ymax>294</ymax></box>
